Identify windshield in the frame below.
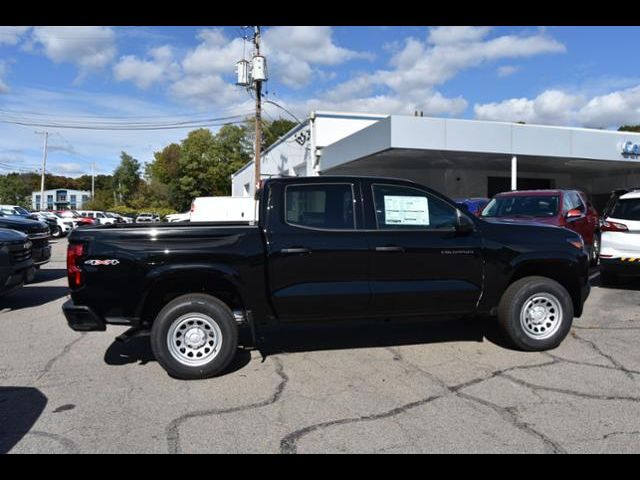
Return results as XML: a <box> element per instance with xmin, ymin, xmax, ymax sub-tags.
<box><xmin>14</xmin><ymin>206</ymin><xmax>30</xmax><ymax>215</ymax></box>
<box><xmin>610</xmin><ymin>198</ymin><xmax>640</xmax><ymax>221</ymax></box>
<box><xmin>482</xmin><ymin>195</ymin><xmax>560</xmax><ymax>218</ymax></box>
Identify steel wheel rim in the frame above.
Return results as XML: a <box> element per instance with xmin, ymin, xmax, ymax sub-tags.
<box><xmin>592</xmin><ymin>237</ymin><xmax>600</xmax><ymax>262</ymax></box>
<box><xmin>520</xmin><ymin>293</ymin><xmax>563</xmax><ymax>340</ymax></box>
<box><xmin>167</xmin><ymin>313</ymin><xmax>223</xmax><ymax>367</ymax></box>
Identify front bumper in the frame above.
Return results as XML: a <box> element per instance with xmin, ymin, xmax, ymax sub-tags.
<box><xmin>62</xmin><ymin>299</ymin><xmax>106</xmax><ymax>331</ymax></box>
<box><xmin>0</xmin><ymin>265</ymin><xmax>36</xmax><ymax>296</ymax></box>
<box><xmin>32</xmin><ymin>243</ymin><xmax>52</xmax><ymax>266</ymax></box>
<box><xmin>600</xmin><ymin>257</ymin><xmax>640</xmax><ymax>277</ymax></box>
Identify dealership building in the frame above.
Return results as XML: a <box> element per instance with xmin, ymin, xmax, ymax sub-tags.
<box><xmin>232</xmin><ymin>111</ymin><xmax>640</xmax><ymax>210</ymax></box>
<box><xmin>32</xmin><ymin>188</ymin><xmax>91</xmax><ymax>211</ymax></box>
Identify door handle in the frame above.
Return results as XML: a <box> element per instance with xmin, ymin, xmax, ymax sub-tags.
<box><xmin>281</xmin><ymin>248</ymin><xmax>311</xmax><ymax>254</ymax></box>
<box><xmin>375</xmin><ymin>246</ymin><xmax>405</xmax><ymax>252</ymax></box>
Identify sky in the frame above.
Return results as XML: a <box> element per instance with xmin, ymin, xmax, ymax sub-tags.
<box><xmin>1</xmin><ymin>25</ymin><xmax>640</xmax><ymax>178</ymax></box>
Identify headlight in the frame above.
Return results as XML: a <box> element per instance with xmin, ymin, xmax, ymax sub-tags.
<box><xmin>0</xmin><ymin>243</ymin><xmax>8</xmax><ymax>254</ymax></box>
<box><xmin>567</xmin><ymin>237</ymin><xmax>584</xmax><ymax>250</ymax></box>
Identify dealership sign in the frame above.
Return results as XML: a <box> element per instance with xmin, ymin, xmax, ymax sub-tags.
<box><xmin>621</xmin><ymin>140</ymin><xmax>640</xmax><ymax>156</ymax></box>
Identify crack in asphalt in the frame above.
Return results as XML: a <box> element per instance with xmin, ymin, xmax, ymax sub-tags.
<box><xmin>35</xmin><ymin>334</ymin><xmax>86</xmax><ymax>382</ymax></box>
<box><xmin>569</xmin><ymin>331</ymin><xmax>636</xmax><ymax>380</ymax></box>
<box><xmin>279</xmin><ymin>349</ymin><xmax>561</xmax><ymax>454</ymax></box>
<box><xmin>26</xmin><ymin>430</ymin><xmax>80</xmax><ymax>454</ymax></box>
<box><xmin>278</xmin><ymin>329</ymin><xmax>640</xmax><ymax>454</ymax></box>
<box><xmin>165</xmin><ymin>356</ymin><xmax>288</xmax><ymax>454</ymax></box>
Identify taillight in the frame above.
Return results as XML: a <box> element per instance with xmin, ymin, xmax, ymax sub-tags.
<box><xmin>67</xmin><ymin>243</ymin><xmax>85</xmax><ymax>288</ymax></box>
<box><xmin>601</xmin><ymin>220</ymin><xmax>629</xmax><ymax>232</ymax></box>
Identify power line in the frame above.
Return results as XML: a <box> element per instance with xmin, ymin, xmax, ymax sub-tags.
<box><xmin>0</xmin><ymin>117</ymin><xmax>251</xmax><ymax>131</ymax></box>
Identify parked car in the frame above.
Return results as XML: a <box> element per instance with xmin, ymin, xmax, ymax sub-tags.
<box><xmin>63</xmin><ymin>176</ymin><xmax>590</xmax><ymax>380</ymax></box>
<box><xmin>454</xmin><ymin>198</ymin><xmax>490</xmax><ymax>217</ymax></box>
<box><xmin>34</xmin><ymin>211</ymin><xmax>74</xmax><ymax>238</ymax></box>
<box><xmin>135</xmin><ymin>213</ymin><xmax>160</xmax><ymax>223</ymax></box>
<box><xmin>57</xmin><ymin>210</ymin><xmax>97</xmax><ymax>227</ymax></box>
<box><xmin>190</xmin><ymin>196</ymin><xmax>256</xmax><ymax>222</ymax></box>
<box><xmin>0</xmin><ymin>213</ymin><xmax>51</xmax><ymax>267</ymax></box>
<box><xmin>481</xmin><ymin>189</ymin><xmax>600</xmax><ymax>264</ymax></box>
<box><xmin>105</xmin><ymin>212</ymin><xmax>126</xmax><ymax>223</ymax></box>
<box><xmin>599</xmin><ymin>188</ymin><xmax>640</xmax><ymax>283</ymax></box>
<box><xmin>166</xmin><ymin>212</ymin><xmax>190</xmax><ymax>223</ymax></box>
<box><xmin>0</xmin><ymin>205</ymin><xmax>35</xmax><ymax>219</ymax></box>
<box><xmin>77</xmin><ymin>210</ymin><xmax>116</xmax><ymax>225</ymax></box>
<box><xmin>27</xmin><ymin>212</ymin><xmax>58</xmax><ymax>237</ymax></box>
<box><xmin>0</xmin><ymin>228</ymin><xmax>35</xmax><ymax>296</ymax></box>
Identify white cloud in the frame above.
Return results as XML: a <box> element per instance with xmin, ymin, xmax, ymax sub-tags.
<box><xmin>30</xmin><ymin>26</ymin><xmax>117</xmax><ymax>81</ymax></box>
<box><xmin>305</xmin><ymin>26</ymin><xmax>566</xmax><ymax>120</ymax></box>
<box><xmin>0</xmin><ymin>61</ymin><xmax>10</xmax><ymax>94</ymax></box>
<box><xmin>497</xmin><ymin>65</ymin><xmax>519</xmax><ymax>77</ymax></box>
<box><xmin>474</xmin><ymin>86</ymin><xmax>640</xmax><ymax>128</ymax></box>
<box><xmin>114</xmin><ymin>45</ymin><xmax>180</xmax><ymax>89</ymax></box>
<box><xmin>0</xmin><ymin>26</ymin><xmax>30</xmax><ymax>46</ymax></box>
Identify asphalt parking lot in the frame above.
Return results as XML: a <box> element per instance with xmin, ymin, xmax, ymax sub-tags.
<box><xmin>1</xmin><ymin>239</ymin><xmax>640</xmax><ymax>453</ymax></box>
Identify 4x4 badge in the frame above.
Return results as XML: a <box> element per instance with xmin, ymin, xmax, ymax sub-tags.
<box><xmin>84</xmin><ymin>259</ymin><xmax>120</xmax><ymax>266</ymax></box>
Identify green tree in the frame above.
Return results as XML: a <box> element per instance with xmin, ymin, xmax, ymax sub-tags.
<box><xmin>112</xmin><ymin>152</ymin><xmax>141</xmax><ymax>206</ymax></box>
<box><xmin>618</xmin><ymin>125</ymin><xmax>640</xmax><ymax>133</ymax></box>
<box><xmin>0</xmin><ymin>173</ymin><xmax>31</xmax><ymax>207</ymax></box>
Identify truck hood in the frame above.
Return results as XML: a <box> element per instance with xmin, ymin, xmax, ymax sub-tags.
<box><xmin>0</xmin><ymin>228</ymin><xmax>28</xmax><ymax>242</ymax></box>
<box><xmin>0</xmin><ymin>216</ymin><xmax>49</xmax><ymax>234</ymax></box>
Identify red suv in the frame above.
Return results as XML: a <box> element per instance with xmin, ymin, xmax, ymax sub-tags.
<box><xmin>481</xmin><ymin>189</ymin><xmax>600</xmax><ymax>263</ymax></box>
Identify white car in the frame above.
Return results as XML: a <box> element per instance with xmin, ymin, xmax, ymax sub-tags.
<box><xmin>38</xmin><ymin>211</ymin><xmax>76</xmax><ymax>237</ymax></box>
<box><xmin>77</xmin><ymin>210</ymin><xmax>116</xmax><ymax>225</ymax></box>
<box><xmin>135</xmin><ymin>213</ymin><xmax>159</xmax><ymax>223</ymax></box>
<box><xmin>166</xmin><ymin>212</ymin><xmax>190</xmax><ymax>223</ymax></box>
<box><xmin>599</xmin><ymin>188</ymin><xmax>640</xmax><ymax>283</ymax></box>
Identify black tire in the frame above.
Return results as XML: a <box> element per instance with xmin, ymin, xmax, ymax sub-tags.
<box><xmin>498</xmin><ymin>276</ymin><xmax>573</xmax><ymax>351</ymax></box>
<box><xmin>52</xmin><ymin>226</ymin><xmax>62</xmax><ymax>238</ymax></box>
<box><xmin>150</xmin><ymin>293</ymin><xmax>238</xmax><ymax>380</ymax></box>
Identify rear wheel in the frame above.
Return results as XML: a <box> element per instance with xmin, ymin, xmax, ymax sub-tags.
<box><xmin>498</xmin><ymin>276</ymin><xmax>573</xmax><ymax>351</ymax></box>
<box><xmin>150</xmin><ymin>294</ymin><xmax>238</xmax><ymax>379</ymax></box>
<box><xmin>51</xmin><ymin>226</ymin><xmax>62</xmax><ymax>238</ymax></box>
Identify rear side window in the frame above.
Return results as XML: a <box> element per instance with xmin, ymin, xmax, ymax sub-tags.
<box><xmin>285</xmin><ymin>184</ymin><xmax>355</xmax><ymax>230</ymax></box>
<box><xmin>372</xmin><ymin>184</ymin><xmax>457</xmax><ymax>230</ymax></box>
<box><xmin>610</xmin><ymin>198</ymin><xmax>640</xmax><ymax>221</ymax></box>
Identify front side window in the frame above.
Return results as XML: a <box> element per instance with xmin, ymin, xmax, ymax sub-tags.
<box><xmin>372</xmin><ymin>184</ymin><xmax>457</xmax><ymax>230</ymax></box>
<box><xmin>285</xmin><ymin>184</ymin><xmax>355</xmax><ymax>230</ymax></box>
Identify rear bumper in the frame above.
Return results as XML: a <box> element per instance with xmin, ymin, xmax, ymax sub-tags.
<box><xmin>600</xmin><ymin>257</ymin><xmax>640</xmax><ymax>276</ymax></box>
<box><xmin>62</xmin><ymin>299</ymin><xmax>106</xmax><ymax>331</ymax></box>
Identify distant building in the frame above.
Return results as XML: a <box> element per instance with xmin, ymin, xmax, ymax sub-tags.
<box><xmin>32</xmin><ymin>188</ymin><xmax>91</xmax><ymax>211</ymax></box>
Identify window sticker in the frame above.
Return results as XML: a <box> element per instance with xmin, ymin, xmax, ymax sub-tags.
<box><xmin>384</xmin><ymin>195</ymin><xmax>429</xmax><ymax>225</ymax></box>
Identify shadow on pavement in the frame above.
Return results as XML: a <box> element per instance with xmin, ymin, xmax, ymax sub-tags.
<box><xmin>0</xmin><ymin>387</ymin><xmax>48</xmax><ymax>454</ymax></box>
<box><xmin>0</xmin><ymin>286</ymin><xmax>69</xmax><ymax>312</ymax></box>
<box><xmin>28</xmin><ymin>268</ymin><xmax>67</xmax><ymax>284</ymax></box>
<box><xmin>103</xmin><ymin>336</ymin><xmax>252</xmax><ymax>377</ymax></box>
<box><xmin>257</xmin><ymin>315</ymin><xmax>513</xmax><ymax>358</ymax></box>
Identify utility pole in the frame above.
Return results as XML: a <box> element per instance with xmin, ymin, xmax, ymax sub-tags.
<box><xmin>91</xmin><ymin>161</ymin><xmax>95</xmax><ymax>198</ymax></box>
<box><xmin>253</xmin><ymin>26</ymin><xmax>263</xmax><ymax>197</ymax></box>
<box><xmin>35</xmin><ymin>130</ymin><xmax>49</xmax><ymax>210</ymax></box>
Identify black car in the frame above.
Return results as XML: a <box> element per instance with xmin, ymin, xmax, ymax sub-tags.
<box><xmin>0</xmin><ymin>213</ymin><xmax>51</xmax><ymax>267</ymax></box>
<box><xmin>63</xmin><ymin>176</ymin><xmax>590</xmax><ymax>380</ymax></box>
<box><xmin>0</xmin><ymin>228</ymin><xmax>35</xmax><ymax>296</ymax></box>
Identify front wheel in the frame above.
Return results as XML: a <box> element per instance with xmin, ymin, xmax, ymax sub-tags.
<box><xmin>51</xmin><ymin>226</ymin><xmax>62</xmax><ymax>238</ymax></box>
<box><xmin>498</xmin><ymin>276</ymin><xmax>573</xmax><ymax>351</ymax></box>
<box><xmin>590</xmin><ymin>233</ymin><xmax>600</xmax><ymax>265</ymax></box>
<box><xmin>150</xmin><ymin>294</ymin><xmax>238</xmax><ymax>379</ymax></box>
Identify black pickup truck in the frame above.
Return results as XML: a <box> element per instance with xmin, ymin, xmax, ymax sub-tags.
<box><xmin>63</xmin><ymin>176</ymin><xmax>590</xmax><ymax>379</ymax></box>
<box><xmin>0</xmin><ymin>228</ymin><xmax>35</xmax><ymax>296</ymax></box>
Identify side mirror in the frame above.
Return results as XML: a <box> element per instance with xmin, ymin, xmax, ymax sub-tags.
<box><xmin>566</xmin><ymin>208</ymin><xmax>582</xmax><ymax>219</ymax></box>
<box><xmin>456</xmin><ymin>211</ymin><xmax>475</xmax><ymax>234</ymax></box>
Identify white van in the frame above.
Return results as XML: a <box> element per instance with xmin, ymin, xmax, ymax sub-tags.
<box><xmin>189</xmin><ymin>197</ymin><xmax>257</xmax><ymax>222</ymax></box>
